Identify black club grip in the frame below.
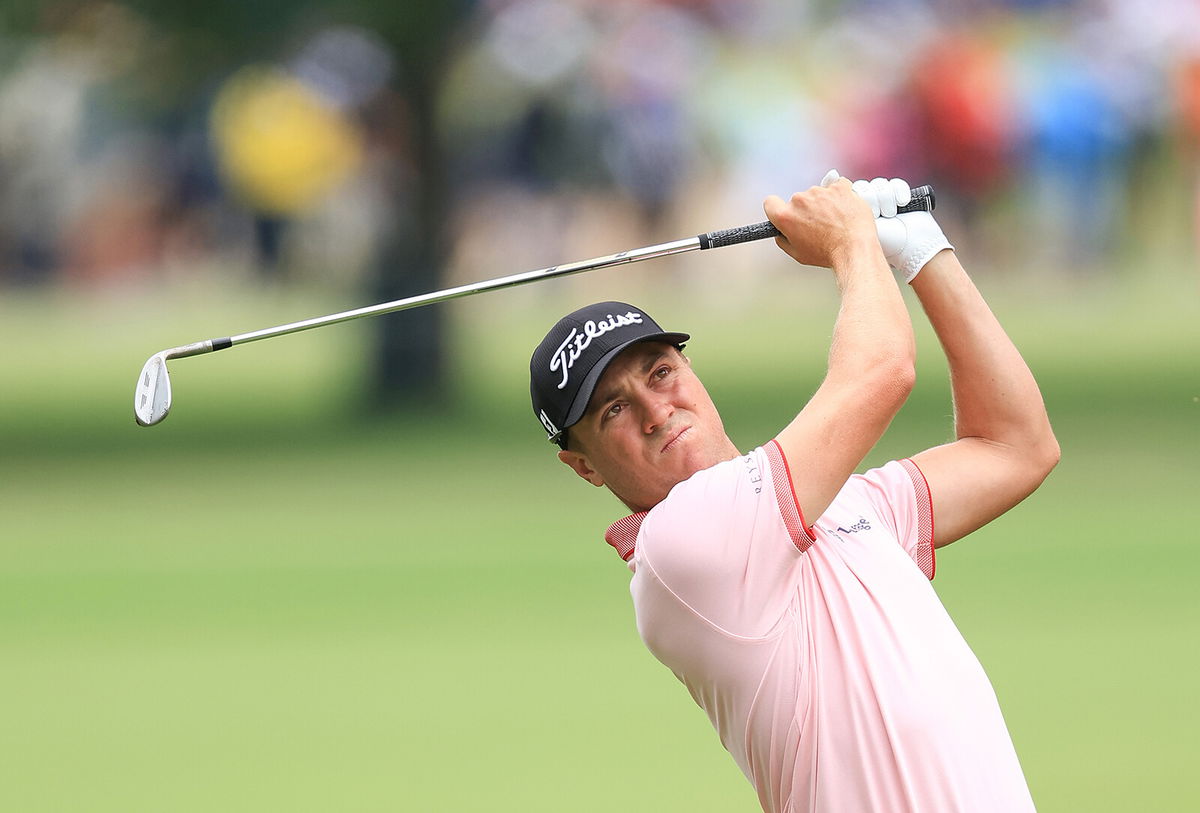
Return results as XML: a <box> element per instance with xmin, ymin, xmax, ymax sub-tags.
<box><xmin>698</xmin><ymin>184</ymin><xmax>935</xmax><ymax>250</ymax></box>
<box><xmin>698</xmin><ymin>220</ymin><xmax>781</xmax><ymax>250</ymax></box>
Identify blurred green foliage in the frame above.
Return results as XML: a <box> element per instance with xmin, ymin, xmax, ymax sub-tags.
<box><xmin>2</xmin><ymin>258</ymin><xmax>1198</xmax><ymax>810</ymax></box>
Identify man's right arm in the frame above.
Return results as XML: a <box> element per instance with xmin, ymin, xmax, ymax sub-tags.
<box><xmin>763</xmin><ymin>180</ymin><xmax>916</xmax><ymax>528</ymax></box>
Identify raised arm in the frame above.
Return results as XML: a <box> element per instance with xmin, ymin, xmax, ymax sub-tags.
<box><xmin>908</xmin><ymin>250</ymin><xmax>1060</xmax><ymax>548</ymax></box>
<box><xmin>764</xmin><ymin>178</ymin><xmax>916</xmax><ymax>527</ymax></box>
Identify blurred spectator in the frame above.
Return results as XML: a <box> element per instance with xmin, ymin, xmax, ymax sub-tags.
<box><xmin>209</xmin><ymin>25</ymin><xmax>402</xmax><ymax>281</ymax></box>
<box><xmin>814</xmin><ymin>5</ymin><xmax>934</xmax><ymax>193</ymax></box>
<box><xmin>1014</xmin><ymin>34</ymin><xmax>1134</xmax><ymax>269</ymax></box>
<box><xmin>1172</xmin><ymin>33</ymin><xmax>1200</xmax><ymax>257</ymax></box>
<box><xmin>0</xmin><ymin>2</ymin><xmax>150</xmax><ymax>285</ymax></box>
<box><xmin>589</xmin><ymin>2</ymin><xmax>712</xmax><ymax>228</ymax></box>
<box><xmin>909</xmin><ymin>28</ymin><xmax>1017</xmax><ymax>240</ymax></box>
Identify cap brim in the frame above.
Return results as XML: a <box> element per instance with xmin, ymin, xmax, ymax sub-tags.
<box><xmin>560</xmin><ymin>332</ymin><xmax>690</xmax><ymax>433</ymax></box>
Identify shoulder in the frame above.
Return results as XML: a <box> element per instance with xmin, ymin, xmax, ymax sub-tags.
<box><xmin>634</xmin><ymin>446</ymin><xmax>807</xmax><ymax>609</ymax></box>
<box><xmin>638</xmin><ymin>452</ymin><xmax>753</xmax><ymax>558</ymax></box>
<box><xmin>638</xmin><ymin>447</ymin><xmax>773</xmax><ymax>555</ymax></box>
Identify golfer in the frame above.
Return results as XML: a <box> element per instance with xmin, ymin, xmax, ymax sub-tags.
<box><xmin>529</xmin><ymin>172</ymin><xmax>1059</xmax><ymax>812</ymax></box>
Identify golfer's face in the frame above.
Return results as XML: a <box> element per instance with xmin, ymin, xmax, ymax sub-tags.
<box><xmin>565</xmin><ymin>343</ymin><xmax>733</xmax><ymax>511</ymax></box>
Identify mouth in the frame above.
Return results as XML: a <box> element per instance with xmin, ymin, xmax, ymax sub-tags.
<box><xmin>660</xmin><ymin>425</ymin><xmax>692</xmax><ymax>454</ymax></box>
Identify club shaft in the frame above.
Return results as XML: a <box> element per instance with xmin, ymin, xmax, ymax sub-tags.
<box><xmin>224</xmin><ymin>237</ymin><xmax>702</xmax><ymax>347</ymax></box>
<box><xmin>193</xmin><ymin>183</ymin><xmax>933</xmax><ymax>351</ymax></box>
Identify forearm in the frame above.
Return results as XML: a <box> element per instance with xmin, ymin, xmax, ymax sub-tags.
<box><xmin>827</xmin><ymin>240</ymin><xmax>916</xmax><ymax>387</ymax></box>
<box><xmin>910</xmin><ymin>251</ymin><xmax>1057</xmax><ymax>460</ymax></box>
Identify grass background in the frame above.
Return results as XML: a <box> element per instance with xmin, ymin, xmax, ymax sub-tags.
<box><xmin>2</xmin><ymin>246</ymin><xmax>1198</xmax><ymax>811</ymax></box>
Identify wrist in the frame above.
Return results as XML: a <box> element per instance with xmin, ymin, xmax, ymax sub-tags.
<box><xmin>908</xmin><ymin>247</ymin><xmax>959</xmax><ymax>289</ymax></box>
<box><xmin>902</xmin><ymin>245</ymin><xmax>955</xmax><ymax>284</ymax></box>
<box><xmin>830</xmin><ymin>234</ymin><xmax>889</xmax><ymax>276</ymax></box>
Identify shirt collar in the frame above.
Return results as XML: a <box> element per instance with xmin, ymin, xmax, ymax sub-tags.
<box><xmin>604</xmin><ymin>512</ymin><xmax>648</xmax><ymax>562</ymax></box>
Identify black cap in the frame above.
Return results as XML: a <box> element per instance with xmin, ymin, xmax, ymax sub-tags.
<box><xmin>530</xmin><ymin>301</ymin><xmax>689</xmax><ymax>448</ymax></box>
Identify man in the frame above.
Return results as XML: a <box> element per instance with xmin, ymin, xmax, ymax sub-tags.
<box><xmin>528</xmin><ymin>172</ymin><xmax>1059</xmax><ymax>812</ymax></box>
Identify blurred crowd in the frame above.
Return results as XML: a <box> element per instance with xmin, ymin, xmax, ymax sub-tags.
<box><xmin>1</xmin><ymin>0</ymin><xmax>1198</xmax><ymax>291</ymax></box>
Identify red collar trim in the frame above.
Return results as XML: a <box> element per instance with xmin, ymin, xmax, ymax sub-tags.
<box><xmin>604</xmin><ymin>512</ymin><xmax>648</xmax><ymax>562</ymax></box>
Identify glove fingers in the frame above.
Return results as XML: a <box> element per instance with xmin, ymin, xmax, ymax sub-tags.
<box><xmin>820</xmin><ymin>169</ymin><xmax>842</xmax><ymax>188</ymax></box>
<box><xmin>890</xmin><ymin>178</ymin><xmax>912</xmax><ymax>208</ymax></box>
<box><xmin>852</xmin><ymin>179</ymin><xmax>880</xmax><ymax>217</ymax></box>
<box><xmin>871</xmin><ymin>178</ymin><xmax>896</xmax><ymax>218</ymax></box>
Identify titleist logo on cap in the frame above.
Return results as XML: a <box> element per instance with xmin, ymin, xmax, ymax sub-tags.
<box><xmin>551</xmin><ymin>311</ymin><xmax>644</xmax><ymax>389</ymax></box>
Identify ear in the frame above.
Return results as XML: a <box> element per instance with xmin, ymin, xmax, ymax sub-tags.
<box><xmin>558</xmin><ymin>449</ymin><xmax>605</xmax><ymax>487</ymax></box>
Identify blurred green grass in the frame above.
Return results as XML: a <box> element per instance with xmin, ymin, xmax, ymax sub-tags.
<box><xmin>1</xmin><ymin>258</ymin><xmax>1198</xmax><ymax>811</ymax></box>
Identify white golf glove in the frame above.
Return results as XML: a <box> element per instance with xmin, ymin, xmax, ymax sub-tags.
<box><xmin>822</xmin><ymin>170</ymin><xmax>953</xmax><ymax>283</ymax></box>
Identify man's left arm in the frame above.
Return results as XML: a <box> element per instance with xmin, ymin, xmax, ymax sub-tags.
<box><xmin>907</xmin><ymin>249</ymin><xmax>1061</xmax><ymax>549</ymax></box>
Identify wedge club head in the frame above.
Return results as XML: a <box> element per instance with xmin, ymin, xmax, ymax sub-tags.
<box><xmin>134</xmin><ymin>352</ymin><xmax>172</xmax><ymax>427</ymax></box>
<box><xmin>133</xmin><ymin>341</ymin><xmax>218</xmax><ymax>426</ymax></box>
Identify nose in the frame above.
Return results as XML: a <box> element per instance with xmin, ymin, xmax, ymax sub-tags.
<box><xmin>640</xmin><ymin>393</ymin><xmax>674</xmax><ymax>435</ymax></box>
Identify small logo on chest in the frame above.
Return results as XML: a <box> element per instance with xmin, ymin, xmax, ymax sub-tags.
<box><xmin>821</xmin><ymin>517</ymin><xmax>872</xmax><ymax>543</ymax></box>
<box><xmin>835</xmin><ymin>517</ymin><xmax>871</xmax><ymax>534</ymax></box>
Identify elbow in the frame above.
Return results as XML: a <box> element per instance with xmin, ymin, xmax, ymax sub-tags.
<box><xmin>1039</xmin><ymin>430</ymin><xmax>1062</xmax><ymax>478</ymax></box>
<box><xmin>856</xmin><ymin>356</ymin><xmax>915</xmax><ymax>420</ymax></box>
<box><xmin>1026</xmin><ymin>424</ymin><xmax>1061</xmax><ymax>485</ymax></box>
<box><xmin>893</xmin><ymin>333</ymin><xmax>917</xmax><ymax>399</ymax></box>
<box><xmin>980</xmin><ymin>417</ymin><xmax>1060</xmax><ymax>493</ymax></box>
<box><xmin>878</xmin><ymin>355</ymin><xmax>916</xmax><ymax>408</ymax></box>
<box><xmin>897</xmin><ymin>357</ymin><xmax>917</xmax><ymax>398</ymax></box>
<box><xmin>827</xmin><ymin>350</ymin><xmax>915</xmax><ymax>416</ymax></box>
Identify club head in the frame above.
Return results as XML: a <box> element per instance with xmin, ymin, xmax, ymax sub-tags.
<box><xmin>134</xmin><ymin>352</ymin><xmax>172</xmax><ymax>426</ymax></box>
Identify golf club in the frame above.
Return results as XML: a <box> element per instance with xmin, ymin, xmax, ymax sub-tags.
<box><xmin>134</xmin><ymin>185</ymin><xmax>935</xmax><ymax>427</ymax></box>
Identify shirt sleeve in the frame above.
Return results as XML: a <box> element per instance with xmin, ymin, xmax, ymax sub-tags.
<box><xmin>850</xmin><ymin>459</ymin><xmax>936</xmax><ymax>579</ymax></box>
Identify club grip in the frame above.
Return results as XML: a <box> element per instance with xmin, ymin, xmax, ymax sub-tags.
<box><xmin>698</xmin><ymin>184</ymin><xmax>935</xmax><ymax>250</ymax></box>
<box><xmin>698</xmin><ymin>220</ymin><xmax>780</xmax><ymax>250</ymax></box>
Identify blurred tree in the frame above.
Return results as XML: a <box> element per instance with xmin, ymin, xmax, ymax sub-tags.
<box><xmin>341</xmin><ymin>1</ymin><xmax>469</xmax><ymax>410</ymax></box>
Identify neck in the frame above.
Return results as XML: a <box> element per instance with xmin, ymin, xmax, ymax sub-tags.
<box><xmin>615</xmin><ymin>437</ymin><xmax>741</xmax><ymax>513</ymax></box>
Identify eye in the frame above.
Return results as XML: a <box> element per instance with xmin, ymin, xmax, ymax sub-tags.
<box><xmin>603</xmin><ymin>402</ymin><xmax>624</xmax><ymax>421</ymax></box>
<box><xmin>653</xmin><ymin>364</ymin><xmax>671</xmax><ymax>380</ymax></box>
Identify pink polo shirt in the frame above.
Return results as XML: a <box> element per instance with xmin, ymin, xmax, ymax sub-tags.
<box><xmin>605</xmin><ymin>441</ymin><xmax>1034</xmax><ymax>813</ymax></box>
